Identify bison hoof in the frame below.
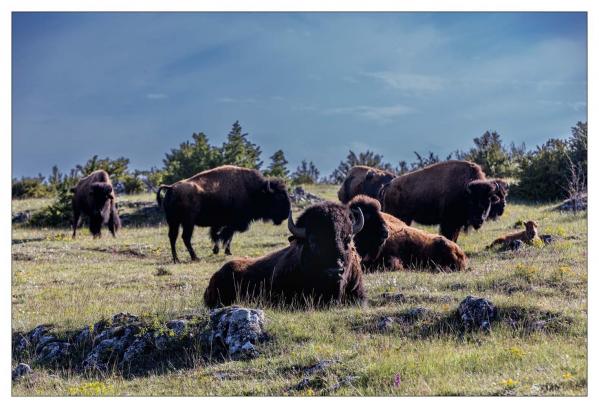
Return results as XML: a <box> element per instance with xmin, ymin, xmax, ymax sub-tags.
<box><xmin>212</xmin><ymin>246</ymin><xmax>219</xmax><ymax>255</ymax></box>
<box><xmin>225</xmin><ymin>249</ymin><xmax>232</xmax><ymax>256</ymax></box>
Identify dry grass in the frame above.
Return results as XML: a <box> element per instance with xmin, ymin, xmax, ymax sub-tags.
<box><xmin>11</xmin><ymin>185</ymin><xmax>587</xmax><ymax>396</ymax></box>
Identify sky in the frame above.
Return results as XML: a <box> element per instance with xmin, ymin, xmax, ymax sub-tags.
<box><xmin>12</xmin><ymin>12</ymin><xmax>587</xmax><ymax>178</ymax></box>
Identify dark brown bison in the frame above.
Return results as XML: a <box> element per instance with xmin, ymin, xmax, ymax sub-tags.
<box><xmin>156</xmin><ymin>165</ymin><xmax>291</xmax><ymax>263</ymax></box>
<box><xmin>71</xmin><ymin>169</ymin><xmax>120</xmax><ymax>238</ymax></box>
<box><xmin>488</xmin><ymin>179</ymin><xmax>509</xmax><ymax>220</ymax></box>
<box><xmin>382</xmin><ymin>160</ymin><xmax>501</xmax><ymax>242</ymax></box>
<box><xmin>338</xmin><ymin>165</ymin><xmax>395</xmax><ymax>204</ymax></box>
<box><xmin>203</xmin><ymin>201</ymin><xmax>366</xmax><ymax>308</ymax></box>
<box><xmin>350</xmin><ymin>195</ymin><xmax>467</xmax><ymax>272</ymax></box>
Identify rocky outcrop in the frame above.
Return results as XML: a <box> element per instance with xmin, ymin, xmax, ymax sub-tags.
<box><xmin>458</xmin><ymin>296</ymin><xmax>498</xmax><ymax>332</ymax></box>
<box><xmin>200</xmin><ymin>307</ymin><xmax>269</xmax><ymax>361</ymax></box>
<box><xmin>12</xmin><ymin>308</ymin><xmax>269</xmax><ymax>376</ymax></box>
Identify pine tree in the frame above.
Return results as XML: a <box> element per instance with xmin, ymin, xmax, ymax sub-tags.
<box><xmin>162</xmin><ymin>132</ymin><xmax>221</xmax><ymax>184</ymax></box>
<box><xmin>292</xmin><ymin>160</ymin><xmax>320</xmax><ymax>184</ymax></box>
<box><xmin>219</xmin><ymin>120</ymin><xmax>263</xmax><ymax>169</ymax></box>
<box><xmin>329</xmin><ymin>150</ymin><xmax>393</xmax><ymax>183</ymax></box>
<box><xmin>264</xmin><ymin>149</ymin><xmax>289</xmax><ymax>179</ymax></box>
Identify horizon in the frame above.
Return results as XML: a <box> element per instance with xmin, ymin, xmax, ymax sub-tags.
<box><xmin>12</xmin><ymin>12</ymin><xmax>587</xmax><ymax>179</ymax></box>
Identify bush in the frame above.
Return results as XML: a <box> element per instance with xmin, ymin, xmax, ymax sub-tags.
<box><xmin>12</xmin><ymin>176</ymin><xmax>52</xmax><ymax>199</ymax></box>
<box><xmin>29</xmin><ymin>183</ymin><xmax>74</xmax><ymax>227</ymax></box>
<box><xmin>514</xmin><ymin>122</ymin><xmax>587</xmax><ymax>201</ymax></box>
<box><xmin>121</xmin><ymin>173</ymin><xmax>146</xmax><ymax>194</ymax></box>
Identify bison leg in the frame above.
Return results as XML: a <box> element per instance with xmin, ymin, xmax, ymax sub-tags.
<box><xmin>168</xmin><ymin>222</ymin><xmax>181</xmax><ymax>263</ymax></box>
<box><xmin>108</xmin><ymin>210</ymin><xmax>118</xmax><ymax>238</ymax></box>
<box><xmin>220</xmin><ymin>227</ymin><xmax>235</xmax><ymax>256</ymax></box>
<box><xmin>440</xmin><ymin>222</ymin><xmax>461</xmax><ymax>242</ymax></box>
<box><xmin>181</xmin><ymin>223</ymin><xmax>199</xmax><ymax>261</ymax></box>
<box><xmin>72</xmin><ymin>209</ymin><xmax>81</xmax><ymax>238</ymax></box>
<box><xmin>209</xmin><ymin>226</ymin><xmax>224</xmax><ymax>254</ymax></box>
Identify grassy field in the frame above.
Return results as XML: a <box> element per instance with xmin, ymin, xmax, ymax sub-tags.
<box><xmin>11</xmin><ymin>184</ymin><xmax>587</xmax><ymax>396</ymax></box>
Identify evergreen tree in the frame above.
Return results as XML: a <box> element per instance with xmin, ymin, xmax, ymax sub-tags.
<box><xmin>292</xmin><ymin>160</ymin><xmax>320</xmax><ymax>184</ymax></box>
<box><xmin>461</xmin><ymin>130</ymin><xmax>514</xmax><ymax>177</ymax></box>
<box><xmin>219</xmin><ymin>120</ymin><xmax>263</xmax><ymax>169</ymax></box>
<box><xmin>329</xmin><ymin>150</ymin><xmax>393</xmax><ymax>183</ymax></box>
<box><xmin>264</xmin><ymin>149</ymin><xmax>289</xmax><ymax>179</ymax></box>
<box><xmin>162</xmin><ymin>132</ymin><xmax>221</xmax><ymax>184</ymax></box>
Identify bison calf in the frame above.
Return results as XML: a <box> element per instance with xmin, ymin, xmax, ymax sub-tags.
<box><xmin>204</xmin><ymin>201</ymin><xmax>366</xmax><ymax>308</ymax></box>
<box><xmin>157</xmin><ymin>165</ymin><xmax>291</xmax><ymax>263</ymax></box>
<box><xmin>71</xmin><ymin>169</ymin><xmax>121</xmax><ymax>238</ymax></box>
<box><xmin>488</xmin><ymin>220</ymin><xmax>538</xmax><ymax>248</ymax></box>
<box><xmin>350</xmin><ymin>195</ymin><xmax>467</xmax><ymax>272</ymax></box>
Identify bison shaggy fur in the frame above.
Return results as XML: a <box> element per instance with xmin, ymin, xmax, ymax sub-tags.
<box><xmin>382</xmin><ymin>160</ymin><xmax>501</xmax><ymax>242</ymax></box>
<box><xmin>203</xmin><ymin>201</ymin><xmax>366</xmax><ymax>308</ymax></box>
<box><xmin>156</xmin><ymin>165</ymin><xmax>291</xmax><ymax>263</ymax></box>
<box><xmin>338</xmin><ymin>165</ymin><xmax>395</xmax><ymax>204</ymax></box>
<box><xmin>71</xmin><ymin>169</ymin><xmax>120</xmax><ymax>238</ymax></box>
<box><xmin>350</xmin><ymin>195</ymin><xmax>467</xmax><ymax>272</ymax></box>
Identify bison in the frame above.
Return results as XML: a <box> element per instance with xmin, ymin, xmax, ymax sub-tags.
<box><xmin>382</xmin><ymin>160</ymin><xmax>502</xmax><ymax>242</ymax></box>
<box><xmin>488</xmin><ymin>220</ymin><xmax>538</xmax><ymax>248</ymax></box>
<box><xmin>338</xmin><ymin>165</ymin><xmax>395</xmax><ymax>204</ymax></box>
<box><xmin>350</xmin><ymin>195</ymin><xmax>467</xmax><ymax>271</ymax></box>
<box><xmin>156</xmin><ymin>165</ymin><xmax>291</xmax><ymax>263</ymax></box>
<box><xmin>488</xmin><ymin>179</ymin><xmax>509</xmax><ymax>220</ymax></box>
<box><xmin>203</xmin><ymin>201</ymin><xmax>366</xmax><ymax>308</ymax></box>
<box><xmin>71</xmin><ymin>169</ymin><xmax>121</xmax><ymax>238</ymax></box>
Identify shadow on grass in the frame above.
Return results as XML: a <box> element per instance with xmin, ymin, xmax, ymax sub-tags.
<box><xmin>350</xmin><ymin>303</ymin><xmax>574</xmax><ymax>340</ymax></box>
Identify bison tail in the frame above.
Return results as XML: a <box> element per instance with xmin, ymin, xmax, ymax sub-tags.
<box><xmin>156</xmin><ymin>184</ymin><xmax>173</xmax><ymax>208</ymax></box>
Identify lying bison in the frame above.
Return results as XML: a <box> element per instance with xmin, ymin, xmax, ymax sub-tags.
<box><xmin>337</xmin><ymin>165</ymin><xmax>395</xmax><ymax>204</ymax></box>
<box><xmin>71</xmin><ymin>169</ymin><xmax>121</xmax><ymax>238</ymax></box>
<box><xmin>350</xmin><ymin>195</ymin><xmax>467</xmax><ymax>271</ymax></box>
<box><xmin>203</xmin><ymin>201</ymin><xmax>366</xmax><ymax>308</ymax></box>
<box><xmin>156</xmin><ymin>165</ymin><xmax>291</xmax><ymax>263</ymax></box>
<box><xmin>382</xmin><ymin>160</ymin><xmax>502</xmax><ymax>242</ymax></box>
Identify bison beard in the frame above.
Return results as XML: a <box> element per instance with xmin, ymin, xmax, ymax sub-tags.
<box><xmin>203</xmin><ymin>201</ymin><xmax>366</xmax><ymax>308</ymax></box>
<box><xmin>338</xmin><ymin>166</ymin><xmax>395</xmax><ymax>204</ymax></box>
<box><xmin>382</xmin><ymin>160</ymin><xmax>501</xmax><ymax>242</ymax></box>
<box><xmin>156</xmin><ymin>165</ymin><xmax>291</xmax><ymax>263</ymax></box>
<box><xmin>71</xmin><ymin>170</ymin><xmax>120</xmax><ymax>238</ymax></box>
<box><xmin>350</xmin><ymin>195</ymin><xmax>467</xmax><ymax>272</ymax></box>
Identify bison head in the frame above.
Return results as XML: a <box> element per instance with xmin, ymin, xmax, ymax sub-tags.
<box><xmin>348</xmin><ymin>195</ymin><xmax>389</xmax><ymax>262</ymax></box>
<box><xmin>287</xmin><ymin>202</ymin><xmax>364</xmax><ymax>281</ymax></box>
<box><xmin>258</xmin><ymin>178</ymin><xmax>291</xmax><ymax>225</ymax></box>
<box><xmin>363</xmin><ymin>171</ymin><xmax>395</xmax><ymax>200</ymax></box>
<box><xmin>465</xmin><ymin>180</ymin><xmax>499</xmax><ymax>229</ymax></box>
<box><xmin>431</xmin><ymin>236</ymin><xmax>468</xmax><ymax>271</ymax></box>
<box><xmin>488</xmin><ymin>179</ymin><xmax>509</xmax><ymax>220</ymax></box>
<box><xmin>89</xmin><ymin>182</ymin><xmax>114</xmax><ymax>236</ymax></box>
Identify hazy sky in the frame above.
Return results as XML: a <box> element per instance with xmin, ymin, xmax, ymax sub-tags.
<box><xmin>12</xmin><ymin>12</ymin><xmax>587</xmax><ymax>178</ymax></box>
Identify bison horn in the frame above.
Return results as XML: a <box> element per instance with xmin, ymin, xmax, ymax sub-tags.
<box><xmin>287</xmin><ymin>212</ymin><xmax>306</xmax><ymax>239</ymax></box>
<box><xmin>351</xmin><ymin>207</ymin><xmax>364</xmax><ymax>235</ymax></box>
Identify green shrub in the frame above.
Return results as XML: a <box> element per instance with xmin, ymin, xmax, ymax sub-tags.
<box><xmin>29</xmin><ymin>183</ymin><xmax>74</xmax><ymax>227</ymax></box>
<box><xmin>121</xmin><ymin>173</ymin><xmax>146</xmax><ymax>194</ymax></box>
<box><xmin>12</xmin><ymin>176</ymin><xmax>52</xmax><ymax>199</ymax></box>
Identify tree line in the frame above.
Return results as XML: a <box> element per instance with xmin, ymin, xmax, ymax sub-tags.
<box><xmin>12</xmin><ymin>120</ymin><xmax>587</xmax><ymax>203</ymax></box>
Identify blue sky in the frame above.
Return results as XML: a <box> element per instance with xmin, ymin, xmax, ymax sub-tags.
<box><xmin>12</xmin><ymin>12</ymin><xmax>587</xmax><ymax>178</ymax></box>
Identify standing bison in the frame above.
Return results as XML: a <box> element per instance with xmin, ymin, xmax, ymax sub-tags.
<box><xmin>488</xmin><ymin>179</ymin><xmax>509</xmax><ymax>220</ymax></box>
<box><xmin>350</xmin><ymin>195</ymin><xmax>467</xmax><ymax>272</ymax></box>
<box><xmin>382</xmin><ymin>161</ymin><xmax>502</xmax><ymax>242</ymax></box>
<box><xmin>338</xmin><ymin>165</ymin><xmax>395</xmax><ymax>204</ymax></box>
<box><xmin>203</xmin><ymin>201</ymin><xmax>366</xmax><ymax>308</ymax></box>
<box><xmin>156</xmin><ymin>165</ymin><xmax>291</xmax><ymax>263</ymax></box>
<box><xmin>71</xmin><ymin>169</ymin><xmax>121</xmax><ymax>238</ymax></box>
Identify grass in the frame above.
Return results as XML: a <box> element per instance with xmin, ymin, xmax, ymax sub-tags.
<box><xmin>11</xmin><ymin>185</ymin><xmax>587</xmax><ymax>396</ymax></box>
